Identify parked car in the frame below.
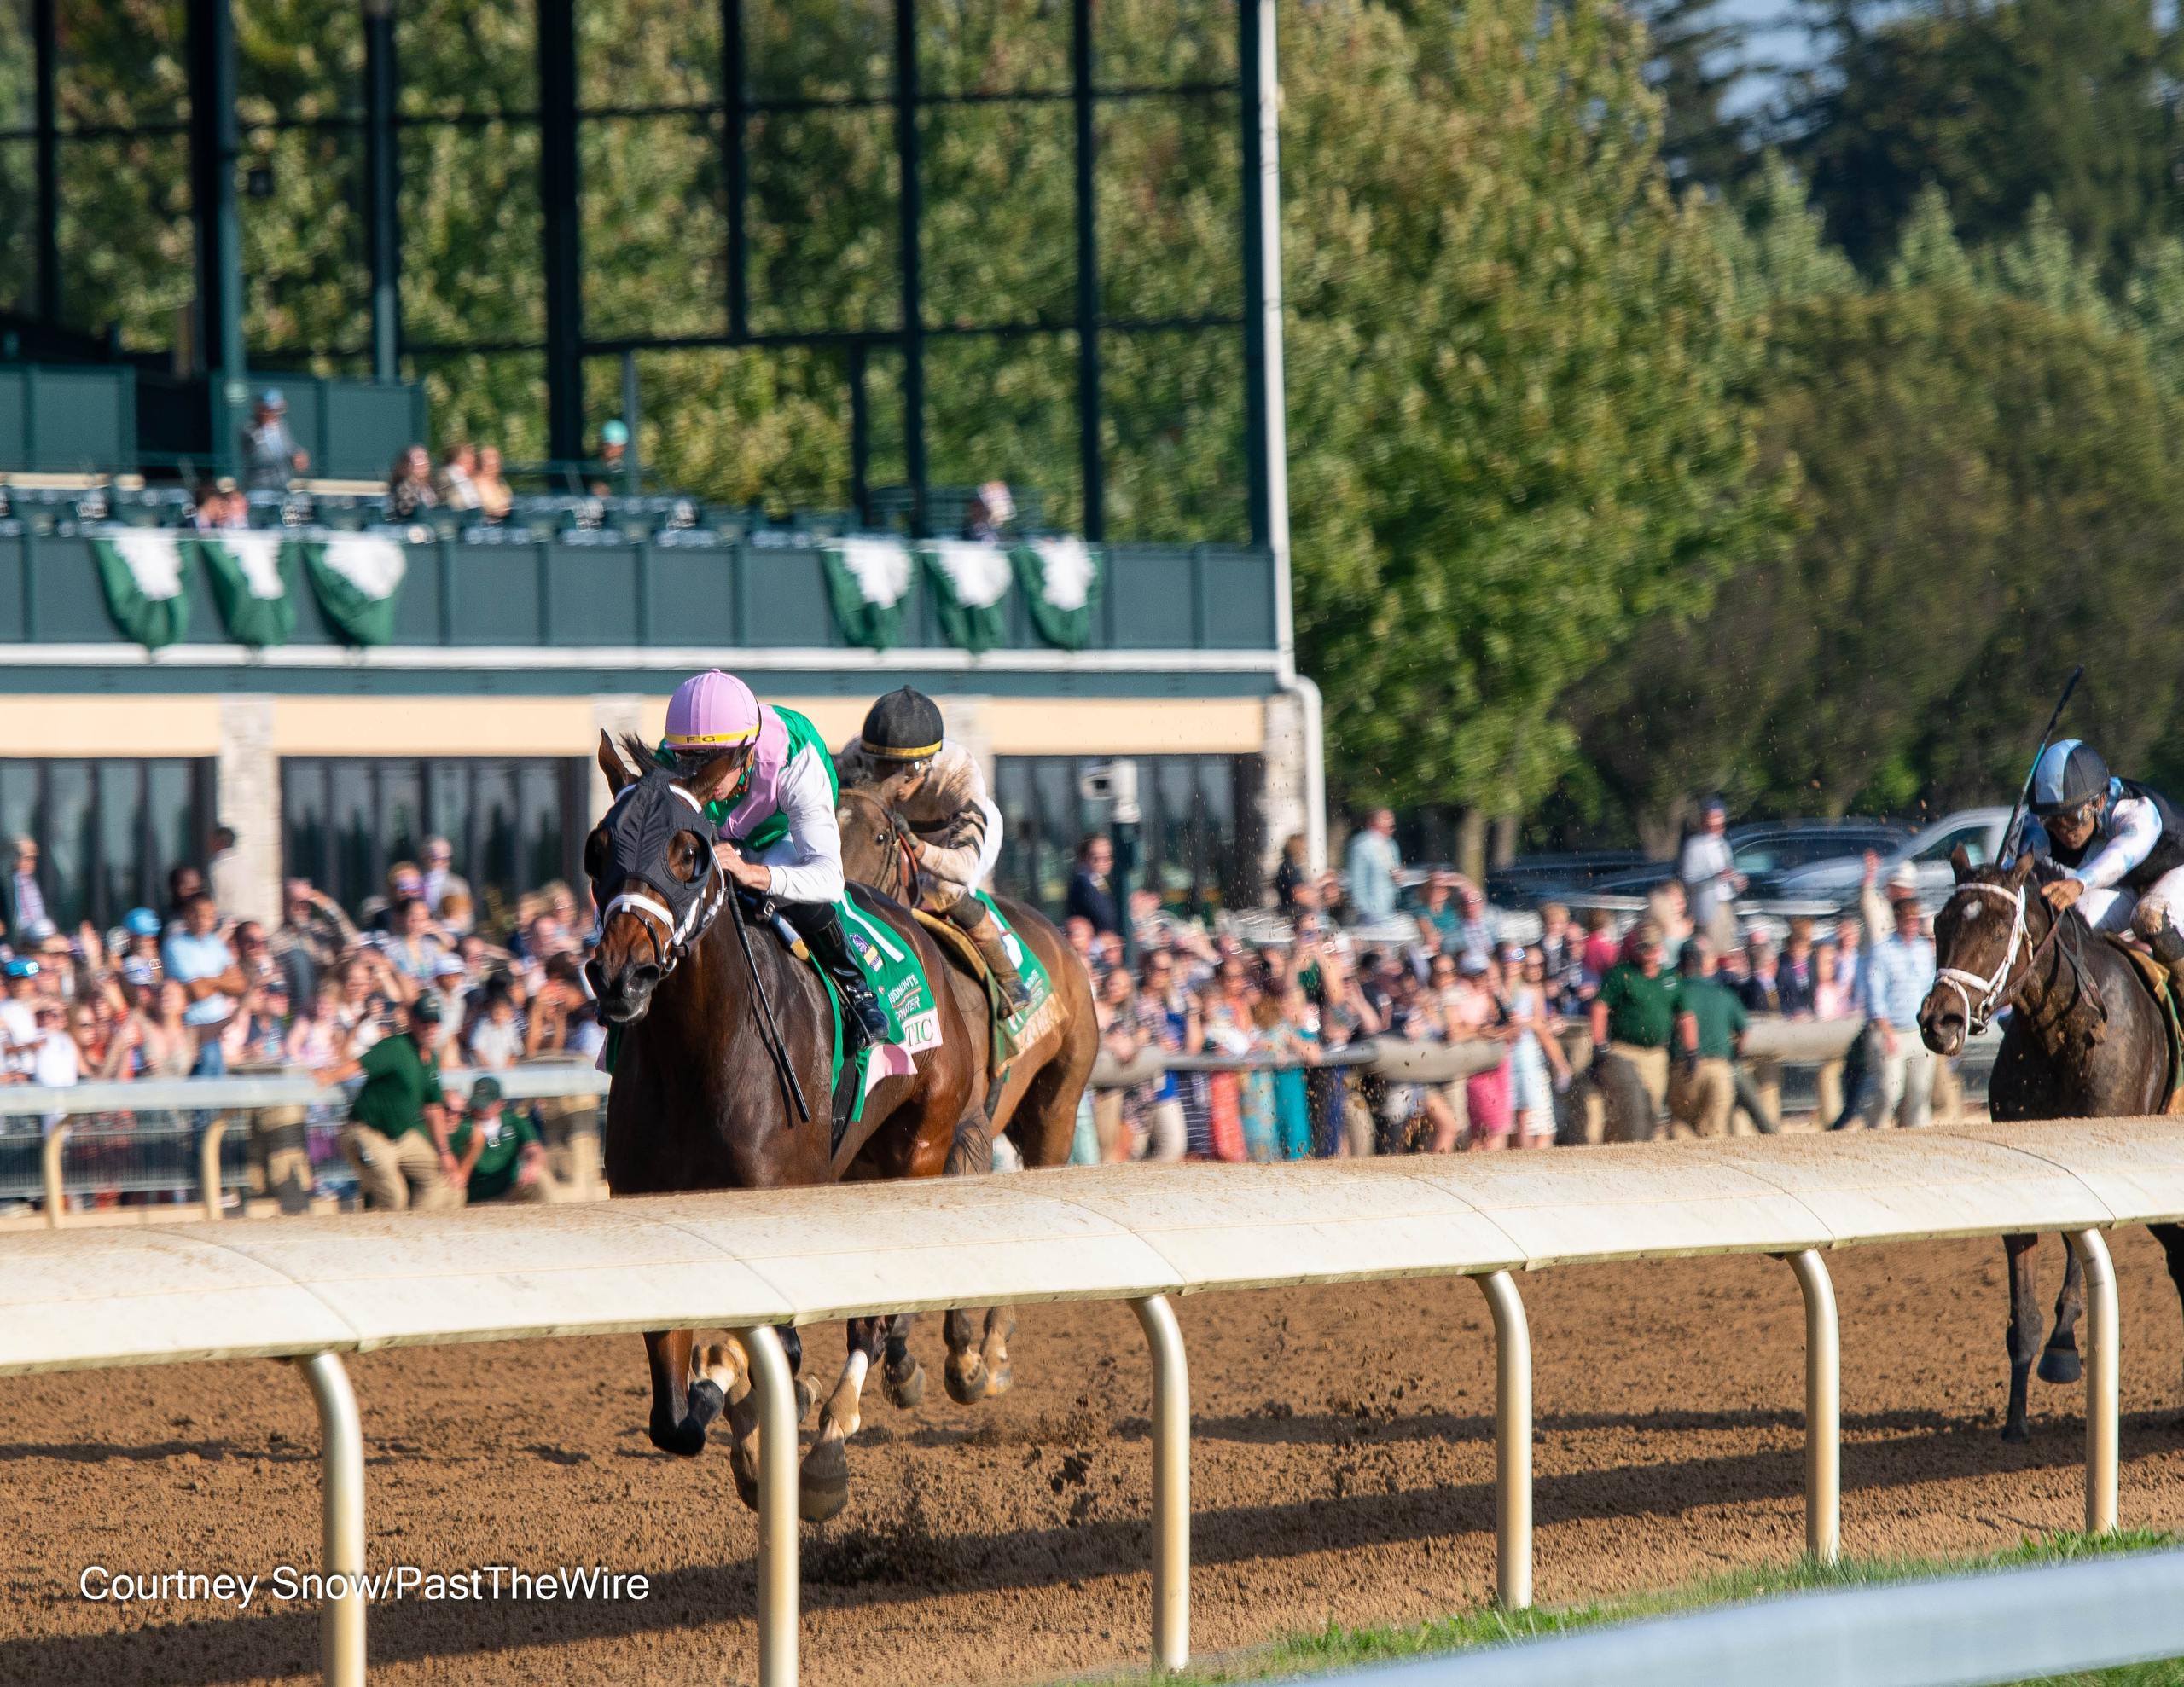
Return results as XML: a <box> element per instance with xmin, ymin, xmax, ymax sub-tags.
<box><xmin>1768</xmin><ymin>808</ymin><xmax>2014</xmax><ymax>904</ymax></box>
<box><xmin>1485</xmin><ymin>850</ymin><xmax>1654</xmax><ymax>907</ymax></box>
<box><xmin>1592</xmin><ymin>820</ymin><xmax>1914</xmax><ymax>901</ymax></box>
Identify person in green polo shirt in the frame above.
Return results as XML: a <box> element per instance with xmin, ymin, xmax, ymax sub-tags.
<box><xmin>450</xmin><ymin>1075</ymin><xmax>558</xmax><ymax>1205</ymax></box>
<box><xmin>1670</xmin><ymin>936</ymin><xmax>1749</xmax><ymax>1139</ymax></box>
<box><xmin>1588</xmin><ymin>918</ymin><xmax>1679</xmax><ymax>1141</ymax></box>
<box><xmin>318</xmin><ymin>997</ymin><xmax>458</xmax><ymax>1210</ymax></box>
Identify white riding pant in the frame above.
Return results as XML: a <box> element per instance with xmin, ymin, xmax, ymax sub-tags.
<box><xmin>2077</xmin><ymin>864</ymin><xmax>2184</xmax><ymax>938</ymax></box>
<box><xmin>973</xmin><ymin>797</ymin><xmax>1004</xmax><ymax>886</ymax></box>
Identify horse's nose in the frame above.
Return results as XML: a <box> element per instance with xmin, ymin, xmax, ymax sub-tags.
<box><xmin>595</xmin><ymin>959</ymin><xmax>661</xmax><ymax>1023</ymax></box>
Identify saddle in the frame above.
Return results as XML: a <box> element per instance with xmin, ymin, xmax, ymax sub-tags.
<box><xmin>2101</xmin><ymin>936</ymin><xmax>2184</xmax><ymax>1115</ymax></box>
<box><xmin>914</xmin><ymin>909</ymin><xmax>1022</xmax><ymax>1065</ymax></box>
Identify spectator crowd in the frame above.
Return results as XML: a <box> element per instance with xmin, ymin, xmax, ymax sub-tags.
<box><xmin>0</xmin><ymin>827</ymin><xmax>601</xmax><ymax>1215</ymax></box>
<box><xmin>1</xmin><ymin>791</ymin><xmax>1951</xmax><ymax>1214</ymax></box>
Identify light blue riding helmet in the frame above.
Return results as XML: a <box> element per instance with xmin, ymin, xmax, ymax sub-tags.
<box><xmin>2030</xmin><ymin>739</ymin><xmax>2114</xmax><ymax>818</ymax></box>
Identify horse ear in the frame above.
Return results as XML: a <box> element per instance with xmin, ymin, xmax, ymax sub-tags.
<box><xmin>1949</xmin><ymin>844</ymin><xmax>1972</xmax><ymax>884</ymax></box>
<box><xmin>2009</xmin><ymin>849</ymin><xmax>2038</xmax><ymax>885</ymax></box>
<box><xmin>596</xmin><ymin>731</ymin><xmax>636</xmax><ymax>797</ymax></box>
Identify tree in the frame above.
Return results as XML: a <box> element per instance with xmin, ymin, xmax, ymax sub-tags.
<box><xmin>1781</xmin><ymin>0</ymin><xmax>2184</xmax><ymax>281</ymax></box>
<box><xmin>1634</xmin><ymin>0</ymin><xmax>1762</xmax><ymax>191</ymax></box>
<box><xmin>1276</xmin><ymin>0</ymin><xmax>1794</xmax><ymax>849</ymax></box>
<box><xmin>1573</xmin><ymin>280</ymin><xmax>2184</xmax><ymax>839</ymax></box>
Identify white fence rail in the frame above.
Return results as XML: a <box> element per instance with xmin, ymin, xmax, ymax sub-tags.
<box><xmin>3</xmin><ymin>1118</ymin><xmax>2177</xmax><ymax>1686</ymax></box>
<box><xmin>4</xmin><ymin>1019</ymin><xmax>2001</xmax><ymax>1226</ymax></box>
<box><xmin>1326</xmin><ymin>1546</ymin><xmax>2184</xmax><ymax>1687</ymax></box>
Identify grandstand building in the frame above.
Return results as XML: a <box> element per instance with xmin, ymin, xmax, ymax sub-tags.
<box><xmin>0</xmin><ymin>0</ymin><xmax>1316</xmax><ymax>930</ymax></box>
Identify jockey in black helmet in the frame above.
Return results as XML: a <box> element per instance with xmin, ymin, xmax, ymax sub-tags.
<box><xmin>2022</xmin><ymin>738</ymin><xmax>2184</xmax><ymax>981</ymax></box>
<box><xmin>834</xmin><ymin>687</ymin><xmax>1032</xmax><ymax>1012</ymax></box>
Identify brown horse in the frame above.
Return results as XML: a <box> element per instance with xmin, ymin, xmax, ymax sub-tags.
<box><xmin>585</xmin><ymin>733</ymin><xmax>985</xmax><ymax>1520</ymax></box>
<box><xmin>834</xmin><ymin>785</ymin><xmax>1101</xmax><ymax>1388</ymax></box>
<box><xmin>1918</xmin><ymin>848</ymin><xmax>2184</xmax><ymax>1440</ymax></box>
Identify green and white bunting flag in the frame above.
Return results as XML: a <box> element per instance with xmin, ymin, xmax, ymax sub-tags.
<box><xmin>921</xmin><ymin>539</ymin><xmax>1012</xmax><ymax>654</ymax></box>
<box><xmin>822</xmin><ymin>537</ymin><xmax>914</xmax><ymax>651</ymax></box>
<box><xmin>90</xmin><ymin>530</ymin><xmax>190</xmax><ymax>650</ymax></box>
<box><xmin>1011</xmin><ymin>538</ymin><xmax>1101</xmax><ymax>652</ymax></box>
<box><xmin>303</xmin><ymin>535</ymin><xmax>406</xmax><ymax>646</ymax></box>
<box><xmin>193</xmin><ymin>533</ymin><xmax>295</xmax><ymax>647</ymax></box>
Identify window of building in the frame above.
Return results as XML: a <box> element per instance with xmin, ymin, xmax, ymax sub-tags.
<box><xmin>992</xmin><ymin>754</ymin><xmax>1260</xmax><ymax>920</ymax></box>
<box><xmin>281</xmin><ymin>757</ymin><xmax>587</xmax><ymax>934</ymax></box>
<box><xmin>0</xmin><ymin>757</ymin><xmax>212</xmax><ymax>933</ymax></box>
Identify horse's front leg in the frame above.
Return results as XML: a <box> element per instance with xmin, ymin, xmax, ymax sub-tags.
<box><xmin>2039</xmin><ymin>1236</ymin><xmax>2086</xmax><ymax>1384</ymax></box>
<box><xmin>2154</xmin><ymin>1222</ymin><xmax>2184</xmax><ymax>1423</ymax></box>
<box><xmin>2002</xmin><ymin>1233</ymin><xmax>2042</xmax><ymax>1441</ymax></box>
<box><xmin>706</xmin><ymin>1325</ymin><xmax>807</xmax><ymax>1512</ymax></box>
<box><xmin>943</xmin><ymin>1305</ymin><xmax>1017</xmax><ymax>1403</ymax></box>
<box><xmin>643</xmin><ymin>1328</ymin><xmax>721</xmax><ymax>1457</ymax></box>
<box><xmin>883</xmin><ymin>1312</ymin><xmax>926</xmax><ymax>1407</ymax></box>
<box><xmin>801</xmin><ymin>1315</ymin><xmax>889</xmax><ymax>1522</ymax></box>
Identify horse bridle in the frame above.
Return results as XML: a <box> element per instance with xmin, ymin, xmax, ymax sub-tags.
<box><xmin>1933</xmin><ymin>881</ymin><xmax>2031</xmax><ymax>1035</ymax></box>
<box><xmin>597</xmin><ymin>781</ymin><xmax>729</xmax><ymax>981</ymax></box>
<box><xmin>1934</xmin><ymin>877</ymin><xmax>2085</xmax><ymax>1036</ymax></box>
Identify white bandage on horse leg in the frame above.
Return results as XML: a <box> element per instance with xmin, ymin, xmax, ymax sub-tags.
<box><xmin>820</xmin><ymin>1349</ymin><xmax>869</xmax><ymax>1443</ymax></box>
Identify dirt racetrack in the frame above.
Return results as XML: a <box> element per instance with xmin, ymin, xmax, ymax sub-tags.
<box><xmin>5</xmin><ymin>1226</ymin><xmax>2184</xmax><ymax>1687</ymax></box>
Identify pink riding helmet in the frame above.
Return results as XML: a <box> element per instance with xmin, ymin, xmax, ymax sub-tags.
<box><xmin>665</xmin><ymin>670</ymin><xmax>790</xmax><ymax>835</ymax></box>
<box><xmin>665</xmin><ymin>669</ymin><xmax>761</xmax><ymax>750</ymax></box>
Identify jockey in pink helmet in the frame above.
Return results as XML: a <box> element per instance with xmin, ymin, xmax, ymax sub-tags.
<box><xmin>657</xmin><ymin>670</ymin><xmax>889</xmax><ymax>1045</ymax></box>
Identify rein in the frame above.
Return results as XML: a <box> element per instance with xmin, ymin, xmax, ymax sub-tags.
<box><xmin>1936</xmin><ymin>876</ymin><xmax>2104</xmax><ymax>1038</ymax></box>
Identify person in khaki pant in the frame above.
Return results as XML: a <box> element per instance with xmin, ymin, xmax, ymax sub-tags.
<box><xmin>449</xmin><ymin>1075</ymin><xmax>560</xmax><ymax>1205</ymax></box>
<box><xmin>319</xmin><ymin>998</ymin><xmax>460</xmax><ymax>1211</ymax></box>
<box><xmin>1588</xmin><ymin>918</ymin><xmax>1678</xmax><ymax>1141</ymax></box>
<box><xmin>1669</xmin><ymin>936</ymin><xmax>1750</xmax><ymax>1139</ymax></box>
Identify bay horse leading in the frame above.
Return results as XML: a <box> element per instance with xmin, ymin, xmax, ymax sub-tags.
<box><xmin>586</xmin><ymin>733</ymin><xmax>984</xmax><ymax>1519</ymax></box>
<box><xmin>1918</xmin><ymin>848</ymin><xmax>2184</xmax><ymax>1440</ymax></box>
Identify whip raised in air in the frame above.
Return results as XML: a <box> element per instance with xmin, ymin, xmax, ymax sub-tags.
<box><xmin>2002</xmin><ymin>665</ymin><xmax>2084</xmax><ymax>862</ymax></box>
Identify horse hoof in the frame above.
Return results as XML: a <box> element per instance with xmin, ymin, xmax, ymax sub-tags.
<box><xmin>2038</xmin><ymin>1348</ymin><xmax>2082</xmax><ymax>1386</ymax></box>
<box><xmin>885</xmin><ymin>1358</ymin><xmax>926</xmax><ymax>1410</ymax></box>
<box><xmin>981</xmin><ymin>1362</ymin><xmax>1014</xmax><ymax>1400</ymax></box>
<box><xmin>648</xmin><ymin>1394</ymin><xmax>713</xmax><ymax>1458</ymax></box>
<box><xmin>795</xmin><ymin>1377</ymin><xmax>817</xmax><ymax>1426</ymax></box>
<box><xmin>2001</xmin><ymin>1421</ymin><xmax>2031</xmax><ymax>1445</ymax></box>
<box><xmin>799</xmin><ymin>1439</ymin><xmax>850</xmax><ymax>1522</ymax></box>
<box><xmin>729</xmin><ymin>1445</ymin><xmax>760</xmax><ymax>1511</ymax></box>
<box><xmin>945</xmin><ymin>1355</ymin><xmax>989</xmax><ymax>1406</ymax></box>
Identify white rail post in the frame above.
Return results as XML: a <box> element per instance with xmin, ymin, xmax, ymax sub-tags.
<box><xmin>739</xmin><ymin>1325</ymin><xmax>800</xmax><ymax>1687</ymax></box>
<box><xmin>2068</xmin><ymin>1228</ymin><xmax>2120</xmax><ymax>1534</ymax></box>
<box><xmin>1784</xmin><ymin>1249</ymin><xmax>1841</xmax><ymax>1562</ymax></box>
<box><xmin>1130</xmin><ymin>1294</ymin><xmax>1191</xmax><ymax>1672</ymax></box>
<box><xmin>297</xmin><ymin>1353</ymin><xmax>366</xmax><ymax>1687</ymax></box>
<box><xmin>1474</xmin><ymin>1270</ymin><xmax>1534</xmax><ymax>1609</ymax></box>
<box><xmin>200</xmin><ymin>1117</ymin><xmax>229</xmax><ymax>1222</ymax></box>
<box><xmin>40</xmin><ymin>1122</ymin><xmax>69</xmax><ymax>1228</ymax></box>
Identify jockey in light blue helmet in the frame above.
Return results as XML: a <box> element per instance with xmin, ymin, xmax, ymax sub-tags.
<box><xmin>2023</xmin><ymin>739</ymin><xmax>2184</xmax><ymax>977</ymax></box>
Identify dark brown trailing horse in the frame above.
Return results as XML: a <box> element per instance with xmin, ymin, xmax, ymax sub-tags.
<box><xmin>585</xmin><ymin>733</ymin><xmax>985</xmax><ymax>1520</ymax></box>
<box><xmin>834</xmin><ymin>786</ymin><xmax>1101</xmax><ymax>1392</ymax></box>
<box><xmin>1918</xmin><ymin>848</ymin><xmax>2184</xmax><ymax>1441</ymax></box>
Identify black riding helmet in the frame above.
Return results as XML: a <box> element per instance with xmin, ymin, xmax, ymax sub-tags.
<box><xmin>862</xmin><ymin>687</ymin><xmax>944</xmax><ymax>762</ymax></box>
<box><xmin>2030</xmin><ymin>739</ymin><xmax>2111</xmax><ymax>818</ymax></box>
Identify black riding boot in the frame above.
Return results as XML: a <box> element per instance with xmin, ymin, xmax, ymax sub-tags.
<box><xmin>788</xmin><ymin>901</ymin><xmax>891</xmax><ymax>1047</ymax></box>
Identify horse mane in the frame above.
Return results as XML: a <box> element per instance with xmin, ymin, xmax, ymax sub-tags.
<box><xmin>617</xmin><ymin>732</ymin><xmax>661</xmax><ymax>781</ymax></box>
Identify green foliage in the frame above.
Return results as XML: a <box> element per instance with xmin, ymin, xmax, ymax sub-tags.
<box><xmin>1634</xmin><ymin>0</ymin><xmax>1762</xmax><ymax>192</ymax></box>
<box><xmin>1575</xmin><ymin>243</ymin><xmax>2184</xmax><ymax>842</ymax></box>
<box><xmin>1281</xmin><ymin>0</ymin><xmax>1792</xmax><ymax>822</ymax></box>
<box><xmin>1785</xmin><ymin>0</ymin><xmax>2184</xmax><ymax>281</ymax></box>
